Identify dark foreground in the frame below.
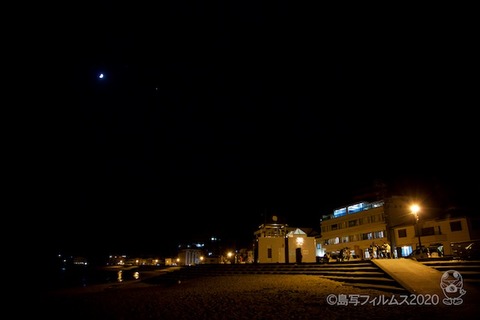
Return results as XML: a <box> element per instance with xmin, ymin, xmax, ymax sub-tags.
<box><xmin>39</xmin><ymin>274</ymin><xmax>479</xmax><ymax>319</ymax></box>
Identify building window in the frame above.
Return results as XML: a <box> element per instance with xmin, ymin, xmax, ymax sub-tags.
<box><xmin>331</xmin><ymin>224</ymin><xmax>338</xmax><ymax>230</ymax></box>
<box><xmin>348</xmin><ymin>220</ymin><xmax>357</xmax><ymax>227</ymax></box>
<box><xmin>267</xmin><ymin>248</ymin><xmax>272</xmax><ymax>259</ymax></box>
<box><xmin>398</xmin><ymin>229</ymin><xmax>407</xmax><ymax>238</ymax></box>
<box><xmin>374</xmin><ymin>230</ymin><xmax>385</xmax><ymax>239</ymax></box>
<box><xmin>450</xmin><ymin>221</ymin><xmax>462</xmax><ymax>232</ymax></box>
<box><xmin>422</xmin><ymin>227</ymin><xmax>435</xmax><ymax>236</ymax></box>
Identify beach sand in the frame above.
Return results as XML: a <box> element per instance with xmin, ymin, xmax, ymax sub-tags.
<box><xmin>39</xmin><ymin>274</ymin><xmax>479</xmax><ymax>319</ymax></box>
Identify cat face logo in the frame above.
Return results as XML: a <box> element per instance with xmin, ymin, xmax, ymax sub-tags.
<box><xmin>440</xmin><ymin>270</ymin><xmax>466</xmax><ymax>305</ymax></box>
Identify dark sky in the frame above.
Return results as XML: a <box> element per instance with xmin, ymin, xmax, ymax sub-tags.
<box><xmin>38</xmin><ymin>3</ymin><xmax>478</xmax><ymax>258</ymax></box>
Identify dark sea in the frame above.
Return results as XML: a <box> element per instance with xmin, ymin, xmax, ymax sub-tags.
<box><xmin>45</xmin><ymin>265</ymin><xmax>143</xmax><ymax>290</ymax></box>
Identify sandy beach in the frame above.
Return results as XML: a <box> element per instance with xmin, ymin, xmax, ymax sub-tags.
<box><xmin>39</xmin><ymin>274</ymin><xmax>479</xmax><ymax>319</ymax></box>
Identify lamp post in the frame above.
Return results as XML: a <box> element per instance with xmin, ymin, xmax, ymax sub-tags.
<box><xmin>410</xmin><ymin>204</ymin><xmax>422</xmax><ymax>249</ymax></box>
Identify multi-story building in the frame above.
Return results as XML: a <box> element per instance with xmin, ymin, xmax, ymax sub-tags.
<box><xmin>393</xmin><ymin>215</ymin><xmax>472</xmax><ymax>258</ymax></box>
<box><xmin>177</xmin><ymin>247</ymin><xmax>204</xmax><ymax>266</ymax></box>
<box><xmin>319</xmin><ymin>196</ymin><xmax>477</xmax><ymax>259</ymax></box>
<box><xmin>319</xmin><ymin>199</ymin><xmax>385</xmax><ymax>259</ymax></box>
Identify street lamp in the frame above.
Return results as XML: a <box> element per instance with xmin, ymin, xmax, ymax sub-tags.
<box><xmin>410</xmin><ymin>204</ymin><xmax>422</xmax><ymax>249</ymax></box>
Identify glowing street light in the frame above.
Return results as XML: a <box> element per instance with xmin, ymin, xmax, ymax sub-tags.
<box><xmin>410</xmin><ymin>204</ymin><xmax>422</xmax><ymax>249</ymax></box>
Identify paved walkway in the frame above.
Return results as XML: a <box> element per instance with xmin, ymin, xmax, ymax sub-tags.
<box><xmin>373</xmin><ymin>258</ymin><xmax>480</xmax><ymax>306</ymax></box>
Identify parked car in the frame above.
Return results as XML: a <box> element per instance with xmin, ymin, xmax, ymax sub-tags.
<box><xmin>408</xmin><ymin>247</ymin><xmax>430</xmax><ymax>259</ymax></box>
<box><xmin>451</xmin><ymin>240</ymin><xmax>480</xmax><ymax>260</ymax></box>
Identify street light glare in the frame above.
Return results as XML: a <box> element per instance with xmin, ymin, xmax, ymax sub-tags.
<box><xmin>410</xmin><ymin>204</ymin><xmax>420</xmax><ymax>215</ymax></box>
<box><xmin>410</xmin><ymin>204</ymin><xmax>422</xmax><ymax>249</ymax></box>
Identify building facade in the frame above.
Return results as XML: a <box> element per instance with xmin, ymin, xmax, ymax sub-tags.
<box><xmin>319</xmin><ymin>199</ymin><xmax>386</xmax><ymax>259</ymax></box>
<box><xmin>393</xmin><ymin>215</ymin><xmax>472</xmax><ymax>258</ymax></box>
<box><xmin>254</xmin><ymin>219</ymin><xmax>317</xmax><ymax>263</ymax></box>
<box><xmin>319</xmin><ymin>196</ymin><xmax>476</xmax><ymax>259</ymax></box>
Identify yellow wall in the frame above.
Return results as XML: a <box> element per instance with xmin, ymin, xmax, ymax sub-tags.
<box><xmin>287</xmin><ymin>236</ymin><xmax>316</xmax><ymax>263</ymax></box>
<box><xmin>257</xmin><ymin>236</ymin><xmax>316</xmax><ymax>263</ymax></box>
<box><xmin>257</xmin><ymin>237</ymin><xmax>286</xmax><ymax>263</ymax></box>
<box><xmin>393</xmin><ymin>217</ymin><xmax>471</xmax><ymax>255</ymax></box>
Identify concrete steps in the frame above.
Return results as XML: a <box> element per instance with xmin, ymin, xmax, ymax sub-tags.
<box><xmin>417</xmin><ymin>259</ymin><xmax>480</xmax><ymax>286</ymax></box>
<box><xmin>141</xmin><ymin>260</ymin><xmax>409</xmax><ymax>293</ymax></box>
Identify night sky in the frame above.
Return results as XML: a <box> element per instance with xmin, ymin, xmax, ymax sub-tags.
<box><xmin>37</xmin><ymin>3</ymin><xmax>478</xmax><ymax>258</ymax></box>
